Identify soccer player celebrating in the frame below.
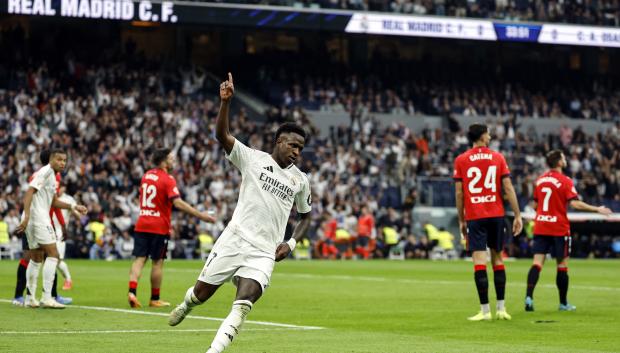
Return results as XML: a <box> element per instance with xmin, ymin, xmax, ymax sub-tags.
<box><xmin>525</xmin><ymin>150</ymin><xmax>611</xmax><ymax>312</ymax></box>
<box><xmin>128</xmin><ymin>148</ymin><xmax>216</xmax><ymax>308</ymax></box>
<box><xmin>168</xmin><ymin>73</ymin><xmax>312</xmax><ymax>353</ymax></box>
<box><xmin>453</xmin><ymin>123</ymin><xmax>523</xmax><ymax>321</ymax></box>
<box><xmin>15</xmin><ymin>149</ymin><xmax>88</xmax><ymax>309</ymax></box>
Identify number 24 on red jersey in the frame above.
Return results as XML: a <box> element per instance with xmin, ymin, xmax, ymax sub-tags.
<box><xmin>453</xmin><ymin>147</ymin><xmax>511</xmax><ymax>221</ymax></box>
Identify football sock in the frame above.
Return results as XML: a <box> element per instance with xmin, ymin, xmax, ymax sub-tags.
<box><xmin>151</xmin><ymin>287</ymin><xmax>160</xmax><ymax>301</ymax></box>
<box><xmin>556</xmin><ymin>267</ymin><xmax>569</xmax><ymax>305</ymax></box>
<box><xmin>493</xmin><ymin>264</ymin><xmax>506</xmax><ymax>306</ymax></box>
<box><xmin>481</xmin><ymin>303</ymin><xmax>490</xmax><ymax>314</ymax></box>
<box><xmin>208</xmin><ymin>300</ymin><xmax>253</xmax><ymax>353</ymax></box>
<box><xmin>474</xmin><ymin>265</ymin><xmax>489</xmax><ymax>309</ymax></box>
<box><xmin>527</xmin><ymin>264</ymin><xmax>542</xmax><ymax>298</ymax></box>
<box><xmin>51</xmin><ymin>271</ymin><xmax>58</xmax><ymax>298</ymax></box>
<box><xmin>14</xmin><ymin>259</ymin><xmax>28</xmax><ymax>298</ymax></box>
<box><xmin>184</xmin><ymin>286</ymin><xmax>203</xmax><ymax>308</ymax></box>
<box><xmin>496</xmin><ymin>300</ymin><xmax>505</xmax><ymax>312</ymax></box>
<box><xmin>41</xmin><ymin>257</ymin><xmax>59</xmax><ymax>302</ymax></box>
<box><xmin>58</xmin><ymin>261</ymin><xmax>71</xmax><ymax>280</ymax></box>
<box><xmin>129</xmin><ymin>281</ymin><xmax>138</xmax><ymax>295</ymax></box>
<box><xmin>26</xmin><ymin>260</ymin><xmax>42</xmax><ymax>299</ymax></box>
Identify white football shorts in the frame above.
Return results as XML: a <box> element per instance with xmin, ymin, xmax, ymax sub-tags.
<box><xmin>26</xmin><ymin>222</ymin><xmax>56</xmax><ymax>249</ymax></box>
<box><xmin>197</xmin><ymin>229</ymin><xmax>275</xmax><ymax>292</ymax></box>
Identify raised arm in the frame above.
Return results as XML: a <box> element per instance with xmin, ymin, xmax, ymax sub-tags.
<box><xmin>275</xmin><ymin>212</ymin><xmax>312</xmax><ymax>262</ymax></box>
<box><xmin>502</xmin><ymin>177</ymin><xmax>523</xmax><ymax>236</ymax></box>
<box><xmin>216</xmin><ymin>72</ymin><xmax>236</xmax><ymax>154</ymax></box>
<box><xmin>172</xmin><ymin>198</ymin><xmax>216</xmax><ymax>223</ymax></box>
<box><xmin>569</xmin><ymin>200</ymin><xmax>612</xmax><ymax>215</ymax></box>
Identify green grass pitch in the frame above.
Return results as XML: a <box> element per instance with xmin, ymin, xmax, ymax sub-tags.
<box><xmin>1</xmin><ymin>259</ymin><xmax>618</xmax><ymax>352</ymax></box>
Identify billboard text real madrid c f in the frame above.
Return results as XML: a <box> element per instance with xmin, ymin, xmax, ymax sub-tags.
<box><xmin>7</xmin><ymin>0</ymin><xmax>178</xmax><ymax>22</ymax></box>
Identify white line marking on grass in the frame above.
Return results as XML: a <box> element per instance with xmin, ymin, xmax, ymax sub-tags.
<box><xmin>0</xmin><ymin>328</ymin><xmax>302</xmax><ymax>335</ymax></box>
<box><xmin>272</xmin><ymin>272</ymin><xmax>620</xmax><ymax>292</ymax></box>
<box><xmin>0</xmin><ymin>300</ymin><xmax>324</xmax><ymax>330</ymax></box>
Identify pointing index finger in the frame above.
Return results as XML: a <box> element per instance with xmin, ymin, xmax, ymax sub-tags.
<box><xmin>228</xmin><ymin>72</ymin><xmax>233</xmax><ymax>84</ymax></box>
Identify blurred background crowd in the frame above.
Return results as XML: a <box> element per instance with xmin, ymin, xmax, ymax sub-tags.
<box><xmin>1</xmin><ymin>18</ymin><xmax>619</xmax><ymax>262</ymax></box>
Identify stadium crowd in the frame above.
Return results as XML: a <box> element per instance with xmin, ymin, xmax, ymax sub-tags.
<box><xmin>0</xmin><ymin>35</ymin><xmax>619</xmax><ymax>261</ymax></box>
<box><xmin>269</xmin><ymin>72</ymin><xmax>620</xmax><ymax>122</ymax></box>
<box><xmin>202</xmin><ymin>0</ymin><xmax>620</xmax><ymax>27</ymax></box>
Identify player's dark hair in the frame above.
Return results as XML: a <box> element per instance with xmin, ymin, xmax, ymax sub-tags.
<box><xmin>152</xmin><ymin>148</ymin><xmax>172</xmax><ymax>166</ymax></box>
<box><xmin>546</xmin><ymin>149</ymin><xmax>564</xmax><ymax>168</ymax></box>
<box><xmin>49</xmin><ymin>148</ymin><xmax>66</xmax><ymax>159</ymax></box>
<box><xmin>275</xmin><ymin>123</ymin><xmax>307</xmax><ymax>142</ymax></box>
<box><xmin>467</xmin><ymin>123</ymin><xmax>488</xmax><ymax>144</ymax></box>
<box><xmin>39</xmin><ymin>149</ymin><xmax>51</xmax><ymax>164</ymax></box>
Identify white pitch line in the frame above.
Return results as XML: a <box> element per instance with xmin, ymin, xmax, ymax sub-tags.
<box><xmin>166</xmin><ymin>268</ymin><xmax>620</xmax><ymax>292</ymax></box>
<box><xmin>0</xmin><ymin>328</ymin><xmax>301</xmax><ymax>335</ymax></box>
<box><xmin>274</xmin><ymin>272</ymin><xmax>620</xmax><ymax>292</ymax></box>
<box><xmin>0</xmin><ymin>300</ymin><xmax>324</xmax><ymax>330</ymax></box>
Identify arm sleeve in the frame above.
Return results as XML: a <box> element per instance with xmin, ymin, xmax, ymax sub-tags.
<box><xmin>565</xmin><ymin>179</ymin><xmax>580</xmax><ymax>201</ymax></box>
<box><xmin>500</xmin><ymin>154</ymin><xmax>511</xmax><ymax>178</ymax></box>
<box><xmin>29</xmin><ymin>166</ymin><xmax>52</xmax><ymax>190</ymax></box>
<box><xmin>452</xmin><ymin>158</ymin><xmax>462</xmax><ymax>181</ymax></box>
<box><xmin>225</xmin><ymin>138</ymin><xmax>255</xmax><ymax>173</ymax></box>
<box><xmin>167</xmin><ymin>177</ymin><xmax>181</xmax><ymax>200</ymax></box>
<box><xmin>295</xmin><ymin>176</ymin><xmax>312</xmax><ymax>214</ymax></box>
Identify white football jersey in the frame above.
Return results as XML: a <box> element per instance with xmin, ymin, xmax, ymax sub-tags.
<box><xmin>225</xmin><ymin>139</ymin><xmax>312</xmax><ymax>254</ymax></box>
<box><xmin>52</xmin><ymin>193</ymin><xmax>76</xmax><ymax>233</ymax></box>
<box><xmin>25</xmin><ymin>164</ymin><xmax>56</xmax><ymax>227</ymax></box>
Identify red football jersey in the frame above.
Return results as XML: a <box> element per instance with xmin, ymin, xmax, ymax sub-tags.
<box><xmin>533</xmin><ymin>170</ymin><xmax>579</xmax><ymax>236</ymax></box>
<box><xmin>50</xmin><ymin>173</ymin><xmax>65</xmax><ymax>227</ymax></box>
<box><xmin>134</xmin><ymin>168</ymin><xmax>180</xmax><ymax>236</ymax></box>
<box><xmin>453</xmin><ymin>147</ymin><xmax>511</xmax><ymax>221</ymax></box>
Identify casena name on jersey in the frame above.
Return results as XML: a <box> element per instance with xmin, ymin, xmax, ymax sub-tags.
<box><xmin>468</xmin><ymin>153</ymin><xmax>493</xmax><ymax>161</ymax></box>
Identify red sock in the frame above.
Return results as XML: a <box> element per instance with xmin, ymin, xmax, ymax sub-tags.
<box><xmin>129</xmin><ymin>281</ymin><xmax>138</xmax><ymax>295</ymax></box>
<box><xmin>151</xmin><ymin>288</ymin><xmax>160</xmax><ymax>301</ymax></box>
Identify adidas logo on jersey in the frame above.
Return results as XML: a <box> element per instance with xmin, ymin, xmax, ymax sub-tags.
<box><xmin>263</xmin><ymin>166</ymin><xmax>273</xmax><ymax>173</ymax></box>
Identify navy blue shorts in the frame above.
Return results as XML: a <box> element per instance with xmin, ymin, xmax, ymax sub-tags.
<box><xmin>132</xmin><ymin>232</ymin><xmax>169</xmax><ymax>260</ymax></box>
<box><xmin>357</xmin><ymin>236</ymin><xmax>370</xmax><ymax>248</ymax></box>
<box><xmin>532</xmin><ymin>235</ymin><xmax>571</xmax><ymax>259</ymax></box>
<box><xmin>466</xmin><ymin>217</ymin><xmax>506</xmax><ymax>252</ymax></box>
